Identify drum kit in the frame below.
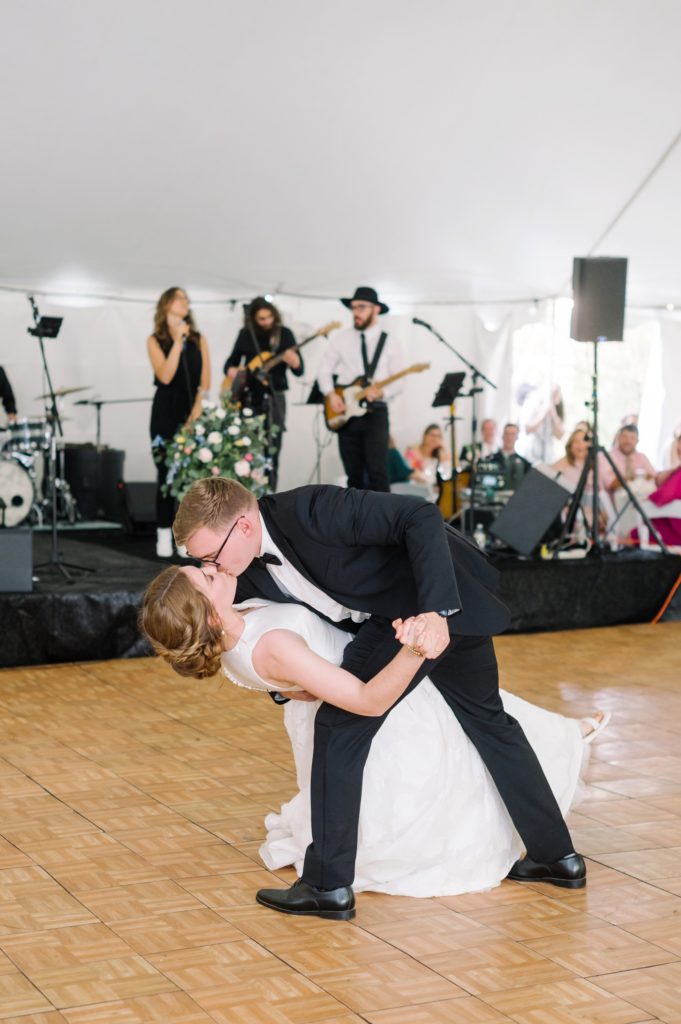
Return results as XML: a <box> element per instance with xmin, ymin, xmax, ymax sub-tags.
<box><xmin>0</xmin><ymin>386</ymin><xmax>90</xmax><ymax>528</ymax></box>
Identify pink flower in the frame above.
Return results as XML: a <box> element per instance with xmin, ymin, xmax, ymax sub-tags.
<box><xmin>245</xmin><ymin>453</ymin><xmax>253</xmax><ymax>462</ymax></box>
<box><xmin>211</xmin><ymin>465</ymin><xmax>220</xmax><ymax>475</ymax></box>
<box><xmin>184</xmin><ymin>445</ymin><xmax>194</xmax><ymax>454</ymax></box>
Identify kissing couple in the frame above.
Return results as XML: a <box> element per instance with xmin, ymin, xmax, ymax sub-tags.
<box><xmin>142</xmin><ymin>478</ymin><xmax>607</xmax><ymax>919</ymax></box>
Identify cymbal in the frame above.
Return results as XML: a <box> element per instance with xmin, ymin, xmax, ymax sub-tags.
<box><xmin>34</xmin><ymin>385</ymin><xmax>92</xmax><ymax>400</ymax></box>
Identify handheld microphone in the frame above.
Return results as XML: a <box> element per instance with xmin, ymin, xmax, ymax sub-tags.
<box><xmin>412</xmin><ymin>317</ymin><xmax>432</xmax><ymax>330</ymax></box>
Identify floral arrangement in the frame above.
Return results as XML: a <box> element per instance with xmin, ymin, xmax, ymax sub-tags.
<box><xmin>159</xmin><ymin>400</ymin><xmax>274</xmax><ymax>500</ymax></box>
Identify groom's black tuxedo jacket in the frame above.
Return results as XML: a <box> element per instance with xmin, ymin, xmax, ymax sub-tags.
<box><xmin>234</xmin><ymin>486</ymin><xmax>510</xmax><ymax>637</ymax></box>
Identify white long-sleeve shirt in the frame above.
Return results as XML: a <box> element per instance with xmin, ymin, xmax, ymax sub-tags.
<box><xmin>317</xmin><ymin>324</ymin><xmax>405</xmax><ymax>400</ymax></box>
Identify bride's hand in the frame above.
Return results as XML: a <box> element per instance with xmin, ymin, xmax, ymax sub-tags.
<box><xmin>393</xmin><ymin>616</ymin><xmax>426</xmax><ymax>656</ymax></box>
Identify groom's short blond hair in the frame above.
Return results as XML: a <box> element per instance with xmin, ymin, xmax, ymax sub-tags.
<box><xmin>173</xmin><ymin>477</ymin><xmax>257</xmax><ymax>547</ymax></box>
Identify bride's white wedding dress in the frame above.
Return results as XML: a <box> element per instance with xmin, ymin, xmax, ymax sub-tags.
<box><xmin>223</xmin><ymin>600</ymin><xmax>586</xmax><ymax>897</ymax></box>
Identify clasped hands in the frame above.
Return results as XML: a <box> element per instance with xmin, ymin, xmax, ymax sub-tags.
<box><xmin>393</xmin><ymin>611</ymin><xmax>450</xmax><ymax>660</ymax></box>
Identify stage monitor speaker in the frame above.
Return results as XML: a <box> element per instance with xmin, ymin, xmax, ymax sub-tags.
<box><xmin>571</xmin><ymin>256</ymin><xmax>627</xmax><ymax>342</ymax></box>
<box><xmin>0</xmin><ymin>528</ymin><xmax>33</xmax><ymax>592</ymax></box>
<box><xmin>119</xmin><ymin>481</ymin><xmax>157</xmax><ymax>535</ymax></box>
<box><xmin>489</xmin><ymin>469</ymin><xmax>571</xmax><ymax>556</ymax></box>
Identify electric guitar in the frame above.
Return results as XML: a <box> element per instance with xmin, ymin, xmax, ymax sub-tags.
<box><xmin>324</xmin><ymin>363</ymin><xmax>431</xmax><ymax>432</ymax></box>
<box><xmin>221</xmin><ymin>321</ymin><xmax>341</xmax><ymax>402</ymax></box>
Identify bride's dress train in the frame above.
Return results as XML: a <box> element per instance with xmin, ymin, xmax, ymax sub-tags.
<box><xmin>223</xmin><ymin>602</ymin><xmax>586</xmax><ymax>897</ymax></box>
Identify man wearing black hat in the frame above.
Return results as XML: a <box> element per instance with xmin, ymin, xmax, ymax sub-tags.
<box><xmin>317</xmin><ymin>286</ymin><xmax>401</xmax><ymax>492</ymax></box>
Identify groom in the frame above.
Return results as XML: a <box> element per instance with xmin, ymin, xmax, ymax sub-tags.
<box><xmin>174</xmin><ymin>478</ymin><xmax>585</xmax><ymax>918</ymax></box>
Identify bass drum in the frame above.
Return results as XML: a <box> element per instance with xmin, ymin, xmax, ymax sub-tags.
<box><xmin>0</xmin><ymin>454</ymin><xmax>35</xmax><ymax>527</ymax></box>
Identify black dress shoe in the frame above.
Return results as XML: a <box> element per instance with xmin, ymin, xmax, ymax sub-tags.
<box><xmin>256</xmin><ymin>879</ymin><xmax>356</xmax><ymax>920</ymax></box>
<box><xmin>507</xmin><ymin>852</ymin><xmax>586</xmax><ymax>889</ymax></box>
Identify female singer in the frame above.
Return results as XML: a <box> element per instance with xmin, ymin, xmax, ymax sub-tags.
<box><xmin>147</xmin><ymin>287</ymin><xmax>211</xmax><ymax>557</ymax></box>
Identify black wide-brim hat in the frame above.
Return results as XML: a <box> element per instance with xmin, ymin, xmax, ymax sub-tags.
<box><xmin>341</xmin><ymin>285</ymin><xmax>389</xmax><ymax>315</ymax></box>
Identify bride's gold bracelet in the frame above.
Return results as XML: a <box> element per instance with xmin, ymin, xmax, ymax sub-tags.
<box><xmin>405</xmin><ymin>645</ymin><xmax>425</xmax><ymax>658</ymax></box>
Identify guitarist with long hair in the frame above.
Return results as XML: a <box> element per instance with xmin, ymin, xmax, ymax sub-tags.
<box><xmin>317</xmin><ymin>286</ymin><xmax>404</xmax><ymax>492</ymax></box>
<box><xmin>223</xmin><ymin>297</ymin><xmax>304</xmax><ymax>490</ymax></box>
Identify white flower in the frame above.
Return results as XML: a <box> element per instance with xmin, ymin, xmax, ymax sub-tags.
<box><xmin>232</xmin><ymin>418</ymin><xmax>241</xmax><ymax>427</ymax></box>
<box><xmin>214</xmin><ymin>407</ymin><xmax>226</xmax><ymax>420</ymax></box>
<box><xmin>234</xmin><ymin>459</ymin><xmax>251</xmax><ymax>477</ymax></box>
<box><xmin>194</xmin><ymin>424</ymin><xmax>205</xmax><ymax>436</ymax></box>
<box><xmin>251</xmin><ymin>467</ymin><xmax>266</xmax><ymax>485</ymax></box>
<box><xmin>242</xmin><ymin>408</ymin><xmax>254</xmax><ymax>417</ymax></box>
<box><xmin>201</xmin><ymin>399</ymin><xmax>217</xmax><ymax>411</ymax></box>
<box><xmin>227</xmin><ymin>425</ymin><xmax>240</xmax><ymax>436</ymax></box>
<box><xmin>207</xmin><ymin>431</ymin><xmax>223</xmax><ymax>446</ymax></box>
<box><xmin>197</xmin><ymin>447</ymin><xmax>213</xmax><ymax>463</ymax></box>
<box><xmin>236</xmin><ymin>436</ymin><xmax>250</xmax><ymax>446</ymax></box>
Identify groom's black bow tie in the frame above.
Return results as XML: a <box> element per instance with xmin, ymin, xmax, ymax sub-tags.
<box><xmin>254</xmin><ymin>552</ymin><xmax>282</xmax><ymax>567</ymax></box>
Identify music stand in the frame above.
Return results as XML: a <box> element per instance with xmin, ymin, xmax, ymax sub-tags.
<box><xmin>27</xmin><ymin>299</ymin><xmax>93</xmax><ymax>581</ymax></box>
<box><xmin>432</xmin><ymin>372</ymin><xmax>466</xmax><ymax>524</ymax></box>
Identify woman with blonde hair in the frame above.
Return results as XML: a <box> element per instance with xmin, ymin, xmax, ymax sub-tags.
<box><xmin>140</xmin><ymin>563</ymin><xmax>607</xmax><ymax>902</ymax></box>
<box><xmin>147</xmin><ymin>287</ymin><xmax>211</xmax><ymax>558</ymax></box>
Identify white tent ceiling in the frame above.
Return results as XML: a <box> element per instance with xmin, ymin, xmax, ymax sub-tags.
<box><xmin>4</xmin><ymin>0</ymin><xmax>681</xmax><ymax>308</ymax></box>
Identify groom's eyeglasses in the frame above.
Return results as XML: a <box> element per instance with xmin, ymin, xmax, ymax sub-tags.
<box><xmin>199</xmin><ymin>516</ymin><xmax>244</xmax><ymax>568</ymax></box>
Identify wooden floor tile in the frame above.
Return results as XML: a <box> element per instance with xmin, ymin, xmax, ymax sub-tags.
<box><xmin>595</xmin><ymin>960</ymin><xmax>681</xmax><ymax>1022</ymax></box>
<box><xmin>365</xmin><ymin>998</ymin><xmax>511</xmax><ymax>1023</ymax></box>
<box><xmin>60</xmin><ymin>991</ymin><xmax>216</xmax><ymax>1022</ymax></box>
<box><xmin>110</xmin><ymin>908</ymin><xmax>244</xmax><ymax>955</ymax></box>
<box><xmin>523</xmin><ymin>924</ymin><xmax>679</xmax><ymax>975</ymax></box>
<box><xmin>0</xmin><ymin>923</ymin><xmax>133</xmax><ymax>970</ymax></box>
<box><xmin>482</xmin><ymin>976</ymin><xmax>652</xmax><ymax>1023</ymax></box>
<box><xmin>309</xmin><ymin>957</ymin><xmax>466</xmax><ymax>1012</ymax></box>
<box><xmin>26</xmin><ymin>955</ymin><xmax>176</xmax><ymax>1009</ymax></box>
<box><xmin>422</xmin><ymin>941</ymin><xmax>576</xmax><ymax>995</ymax></box>
<box><xmin>0</xmin><ymin>969</ymin><xmax>53</xmax><ymax>1017</ymax></box>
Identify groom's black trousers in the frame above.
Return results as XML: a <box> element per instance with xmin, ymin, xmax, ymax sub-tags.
<box><xmin>301</xmin><ymin>617</ymin><xmax>574</xmax><ymax>891</ymax></box>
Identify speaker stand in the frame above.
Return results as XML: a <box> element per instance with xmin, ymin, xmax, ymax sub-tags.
<box><xmin>554</xmin><ymin>338</ymin><xmax>667</xmax><ymax>556</ymax></box>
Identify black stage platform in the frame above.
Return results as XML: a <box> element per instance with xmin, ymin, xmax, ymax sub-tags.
<box><xmin>1</xmin><ymin>530</ymin><xmax>680</xmax><ymax>668</ymax></box>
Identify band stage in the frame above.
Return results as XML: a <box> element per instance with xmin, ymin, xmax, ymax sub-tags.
<box><xmin>2</xmin><ymin>529</ymin><xmax>680</xmax><ymax>668</ymax></box>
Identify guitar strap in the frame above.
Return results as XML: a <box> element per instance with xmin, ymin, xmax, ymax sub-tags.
<box><xmin>361</xmin><ymin>331</ymin><xmax>387</xmax><ymax>382</ymax></box>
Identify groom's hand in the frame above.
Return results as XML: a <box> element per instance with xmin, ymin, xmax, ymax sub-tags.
<box><xmin>394</xmin><ymin>612</ymin><xmax>449</xmax><ymax>660</ymax></box>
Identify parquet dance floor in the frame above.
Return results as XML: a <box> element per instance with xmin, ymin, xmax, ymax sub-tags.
<box><xmin>0</xmin><ymin>622</ymin><xmax>680</xmax><ymax>1023</ymax></box>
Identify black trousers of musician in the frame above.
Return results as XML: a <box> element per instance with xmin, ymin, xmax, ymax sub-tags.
<box><xmin>152</xmin><ymin>441</ymin><xmax>175</xmax><ymax>529</ymax></box>
<box><xmin>337</xmin><ymin>405</ymin><xmax>390</xmax><ymax>492</ymax></box>
<box><xmin>265</xmin><ymin>391</ymin><xmax>286</xmax><ymax>492</ymax></box>
<box><xmin>301</xmin><ymin>617</ymin><xmax>574</xmax><ymax>891</ymax></box>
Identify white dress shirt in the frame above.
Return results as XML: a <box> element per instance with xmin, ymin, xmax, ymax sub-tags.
<box><xmin>316</xmin><ymin>324</ymin><xmax>405</xmax><ymax>399</ymax></box>
<box><xmin>259</xmin><ymin>514</ymin><xmax>370</xmax><ymax>624</ymax></box>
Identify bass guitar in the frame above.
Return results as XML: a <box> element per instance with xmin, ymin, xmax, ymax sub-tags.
<box><xmin>324</xmin><ymin>363</ymin><xmax>430</xmax><ymax>432</ymax></box>
<box><xmin>221</xmin><ymin>321</ymin><xmax>341</xmax><ymax>402</ymax></box>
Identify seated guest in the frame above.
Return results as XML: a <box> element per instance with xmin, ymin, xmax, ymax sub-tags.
<box><xmin>632</xmin><ymin>435</ymin><xmax>681</xmax><ymax>547</ymax></box>
<box><xmin>600</xmin><ymin>424</ymin><xmax>656</xmax><ymax>493</ymax></box>
<box><xmin>460</xmin><ymin>417</ymin><xmax>497</xmax><ymax>464</ymax></box>
<box><xmin>490</xmin><ymin>423</ymin><xmax>530</xmax><ymax>490</ymax></box>
<box><xmin>387</xmin><ymin>436</ymin><xmax>418</xmax><ymax>484</ymax></box>
<box><xmin>552</xmin><ymin>427</ymin><xmax>608</xmax><ymax>535</ymax></box>
<box><xmin>552</xmin><ymin>427</ymin><xmax>592</xmax><ymax>490</ymax></box>
<box><xmin>405</xmin><ymin>423</ymin><xmax>452</xmax><ymax>497</ymax></box>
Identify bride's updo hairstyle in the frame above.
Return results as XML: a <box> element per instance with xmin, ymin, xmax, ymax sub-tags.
<box><xmin>140</xmin><ymin>566</ymin><xmax>223</xmax><ymax>679</ymax></box>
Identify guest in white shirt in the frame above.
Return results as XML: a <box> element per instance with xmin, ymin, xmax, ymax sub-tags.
<box><xmin>317</xmin><ymin>286</ymin><xmax>403</xmax><ymax>492</ymax></box>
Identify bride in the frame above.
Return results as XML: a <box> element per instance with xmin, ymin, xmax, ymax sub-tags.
<box><xmin>141</xmin><ymin>564</ymin><xmax>607</xmax><ymax>898</ymax></box>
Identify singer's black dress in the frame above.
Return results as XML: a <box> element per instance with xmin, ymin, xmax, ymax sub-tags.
<box><xmin>150</xmin><ymin>334</ymin><xmax>202</xmax><ymax>528</ymax></box>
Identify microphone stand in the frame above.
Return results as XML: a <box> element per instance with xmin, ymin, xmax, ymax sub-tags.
<box><xmin>413</xmin><ymin>319</ymin><xmax>497</xmax><ymax>537</ymax></box>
